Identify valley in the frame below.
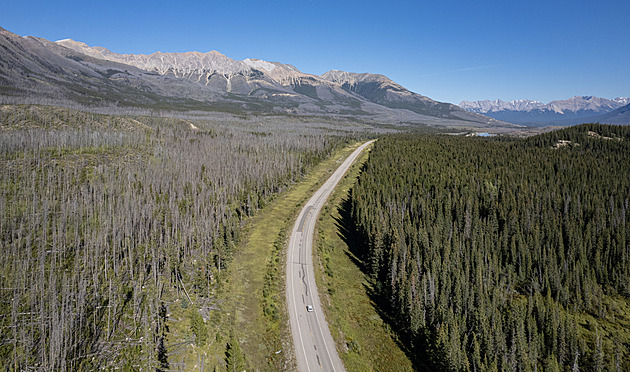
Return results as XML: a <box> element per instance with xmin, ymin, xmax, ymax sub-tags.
<box><xmin>1</xmin><ymin>22</ymin><xmax>629</xmax><ymax>372</ymax></box>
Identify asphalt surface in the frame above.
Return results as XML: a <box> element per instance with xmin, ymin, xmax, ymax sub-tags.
<box><xmin>287</xmin><ymin>141</ymin><xmax>374</xmax><ymax>372</ymax></box>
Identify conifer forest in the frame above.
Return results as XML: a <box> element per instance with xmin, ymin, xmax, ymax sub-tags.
<box><xmin>349</xmin><ymin>124</ymin><xmax>630</xmax><ymax>371</ymax></box>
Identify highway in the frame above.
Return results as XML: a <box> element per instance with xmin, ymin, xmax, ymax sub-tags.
<box><xmin>286</xmin><ymin>140</ymin><xmax>374</xmax><ymax>372</ymax></box>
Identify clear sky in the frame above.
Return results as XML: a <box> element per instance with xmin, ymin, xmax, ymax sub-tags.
<box><xmin>2</xmin><ymin>0</ymin><xmax>629</xmax><ymax>104</ymax></box>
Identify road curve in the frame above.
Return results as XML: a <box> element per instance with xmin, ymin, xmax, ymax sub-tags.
<box><xmin>287</xmin><ymin>140</ymin><xmax>374</xmax><ymax>372</ymax></box>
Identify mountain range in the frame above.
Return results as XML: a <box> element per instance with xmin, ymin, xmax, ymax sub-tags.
<box><xmin>459</xmin><ymin>96</ymin><xmax>630</xmax><ymax>125</ymax></box>
<box><xmin>0</xmin><ymin>26</ymin><xmax>513</xmax><ymax>130</ymax></box>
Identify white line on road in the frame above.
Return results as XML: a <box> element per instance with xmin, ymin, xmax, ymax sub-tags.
<box><xmin>286</xmin><ymin>140</ymin><xmax>375</xmax><ymax>372</ymax></box>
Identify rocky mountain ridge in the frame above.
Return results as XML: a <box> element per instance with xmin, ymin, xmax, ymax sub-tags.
<box><xmin>52</xmin><ymin>35</ymin><xmax>509</xmax><ymax>125</ymax></box>
<box><xmin>0</xmin><ymin>26</ymin><xmax>514</xmax><ymax>129</ymax></box>
<box><xmin>586</xmin><ymin>103</ymin><xmax>630</xmax><ymax>125</ymax></box>
<box><xmin>56</xmin><ymin>39</ymin><xmax>311</xmax><ymax>89</ymax></box>
<box><xmin>459</xmin><ymin>96</ymin><xmax>630</xmax><ymax>125</ymax></box>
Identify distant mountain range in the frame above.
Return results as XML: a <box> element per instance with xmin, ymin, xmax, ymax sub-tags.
<box><xmin>459</xmin><ymin>96</ymin><xmax>630</xmax><ymax>125</ymax></box>
<box><xmin>592</xmin><ymin>102</ymin><xmax>630</xmax><ymax>125</ymax></box>
<box><xmin>0</xmin><ymin>26</ymin><xmax>513</xmax><ymax>130</ymax></box>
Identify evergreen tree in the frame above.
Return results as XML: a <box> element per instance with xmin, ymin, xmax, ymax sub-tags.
<box><xmin>225</xmin><ymin>331</ymin><xmax>246</xmax><ymax>372</ymax></box>
<box><xmin>348</xmin><ymin>125</ymin><xmax>630</xmax><ymax>371</ymax></box>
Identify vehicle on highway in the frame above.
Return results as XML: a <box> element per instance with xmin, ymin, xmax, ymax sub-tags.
<box><xmin>306</xmin><ymin>305</ymin><xmax>314</xmax><ymax>312</ymax></box>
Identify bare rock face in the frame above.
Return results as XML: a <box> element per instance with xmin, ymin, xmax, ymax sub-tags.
<box><xmin>58</xmin><ymin>39</ymin><xmax>319</xmax><ymax>87</ymax></box>
<box><xmin>57</xmin><ymin>39</ymin><xmax>245</xmax><ymax>75</ymax></box>
<box><xmin>56</xmin><ymin>39</ymin><xmax>286</xmax><ymax>94</ymax></box>
<box><xmin>1</xmin><ymin>26</ymin><xmax>517</xmax><ymax>129</ymax></box>
<box><xmin>57</xmin><ymin>38</ymin><xmax>462</xmax><ymax>110</ymax></box>
<box><xmin>321</xmin><ymin>70</ymin><xmax>427</xmax><ymax>103</ymax></box>
<box><xmin>320</xmin><ymin>70</ymin><xmax>507</xmax><ymax>124</ymax></box>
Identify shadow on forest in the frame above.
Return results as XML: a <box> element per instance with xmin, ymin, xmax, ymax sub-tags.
<box><xmin>333</xmin><ymin>196</ymin><xmax>365</xmax><ymax>271</ymax></box>
<box><xmin>333</xmin><ymin>193</ymin><xmax>432</xmax><ymax>371</ymax></box>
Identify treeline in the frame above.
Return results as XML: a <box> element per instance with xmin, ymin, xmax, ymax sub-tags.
<box><xmin>0</xmin><ymin>105</ymin><xmax>348</xmax><ymax>370</ymax></box>
<box><xmin>349</xmin><ymin>124</ymin><xmax>630</xmax><ymax>371</ymax></box>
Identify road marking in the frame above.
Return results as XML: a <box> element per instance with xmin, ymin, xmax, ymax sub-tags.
<box><xmin>288</xmin><ymin>141</ymin><xmax>375</xmax><ymax>372</ymax></box>
<box><xmin>311</xmin><ymin>302</ymin><xmax>336</xmax><ymax>371</ymax></box>
<box><xmin>297</xmin><ymin>206</ymin><xmax>313</xmax><ymax>232</ymax></box>
<box><xmin>291</xmin><ymin>252</ymin><xmax>311</xmax><ymax>372</ymax></box>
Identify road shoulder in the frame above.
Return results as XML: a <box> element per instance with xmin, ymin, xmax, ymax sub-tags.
<box><xmin>313</xmin><ymin>145</ymin><xmax>415</xmax><ymax>371</ymax></box>
<box><xmin>218</xmin><ymin>141</ymin><xmax>364</xmax><ymax>370</ymax></box>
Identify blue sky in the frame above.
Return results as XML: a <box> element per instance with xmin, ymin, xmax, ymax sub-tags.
<box><xmin>2</xmin><ymin>0</ymin><xmax>629</xmax><ymax>104</ymax></box>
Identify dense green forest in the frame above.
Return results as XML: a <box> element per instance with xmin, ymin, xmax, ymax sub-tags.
<box><xmin>349</xmin><ymin>124</ymin><xmax>630</xmax><ymax>371</ymax></box>
<box><xmin>0</xmin><ymin>105</ymin><xmax>348</xmax><ymax>370</ymax></box>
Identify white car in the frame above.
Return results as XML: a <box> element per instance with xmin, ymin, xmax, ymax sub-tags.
<box><xmin>306</xmin><ymin>305</ymin><xmax>314</xmax><ymax>312</ymax></box>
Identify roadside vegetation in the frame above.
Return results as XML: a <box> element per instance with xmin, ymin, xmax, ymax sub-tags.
<box><xmin>203</xmin><ymin>141</ymin><xmax>367</xmax><ymax>371</ymax></box>
<box><xmin>314</xmin><ymin>144</ymin><xmax>415</xmax><ymax>371</ymax></box>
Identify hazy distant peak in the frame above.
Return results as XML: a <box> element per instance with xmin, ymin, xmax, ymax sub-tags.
<box><xmin>547</xmin><ymin>95</ymin><xmax>627</xmax><ymax>113</ymax></box>
<box><xmin>459</xmin><ymin>95</ymin><xmax>630</xmax><ymax>125</ymax></box>
<box><xmin>614</xmin><ymin>97</ymin><xmax>630</xmax><ymax>105</ymax></box>
<box><xmin>461</xmin><ymin>96</ymin><xmax>628</xmax><ymax>112</ymax></box>
<box><xmin>459</xmin><ymin>99</ymin><xmax>546</xmax><ymax>112</ymax></box>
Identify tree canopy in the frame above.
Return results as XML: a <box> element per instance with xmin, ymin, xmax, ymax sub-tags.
<box><xmin>349</xmin><ymin>124</ymin><xmax>630</xmax><ymax>371</ymax></box>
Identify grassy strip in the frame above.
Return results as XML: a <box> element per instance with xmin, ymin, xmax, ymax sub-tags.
<box><xmin>573</xmin><ymin>294</ymin><xmax>630</xmax><ymax>370</ymax></box>
<box><xmin>313</xmin><ymin>145</ymin><xmax>415</xmax><ymax>371</ymax></box>
<box><xmin>223</xmin><ymin>141</ymin><xmax>371</xmax><ymax>371</ymax></box>
<box><xmin>162</xmin><ymin>141</ymin><xmax>366</xmax><ymax>371</ymax></box>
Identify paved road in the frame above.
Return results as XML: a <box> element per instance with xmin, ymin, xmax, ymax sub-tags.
<box><xmin>287</xmin><ymin>140</ymin><xmax>374</xmax><ymax>372</ymax></box>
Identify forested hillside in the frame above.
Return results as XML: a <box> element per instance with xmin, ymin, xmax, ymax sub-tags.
<box><xmin>349</xmin><ymin>124</ymin><xmax>630</xmax><ymax>371</ymax></box>
<box><xmin>0</xmin><ymin>105</ymin><xmax>347</xmax><ymax>370</ymax></box>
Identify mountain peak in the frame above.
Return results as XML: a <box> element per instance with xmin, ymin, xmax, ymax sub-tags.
<box><xmin>459</xmin><ymin>96</ymin><xmax>629</xmax><ymax>125</ymax></box>
<box><xmin>57</xmin><ymin>39</ymin><xmax>230</xmax><ymax>60</ymax></box>
<box><xmin>1</xmin><ymin>26</ymin><xmax>516</xmax><ymax>129</ymax></box>
<box><xmin>56</xmin><ymin>38</ymin><xmax>93</xmax><ymax>50</ymax></box>
<box><xmin>321</xmin><ymin>70</ymin><xmax>392</xmax><ymax>84</ymax></box>
<box><xmin>613</xmin><ymin>97</ymin><xmax>630</xmax><ymax>105</ymax></box>
<box><xmin>242</xmin><ymin>58</ymin><xmax>276</xmax><ymax>72</ymax></box>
